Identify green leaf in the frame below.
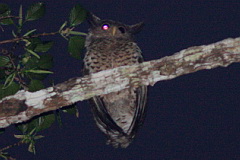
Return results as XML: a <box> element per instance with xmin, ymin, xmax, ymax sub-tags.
<box><xmin>24</xmin><ymin>54</ymin><xmax>53</xmax><ymax>69</ymax></box>
<box><xmin>22</xmin><ymin>54</ymin><xmax>38</xmax><ymax>69</ymax></box>
<box><xmin>6</xmin><ymin>82</ymin><xmax>20</xmax><ymax>96</ymax></box>
<box><xmin>28</xmin><ymin>79</ymin><xmax>44</xmax><ymax>92</ymax></box>
<box><xmin>16</xmin><ymin>124</ymin><xmax>28</xmax><ymax>135</ymax></box>
<box><xmin>23</xmin><ymin>54</ymin><xmax>53</xmax><ymax>80</ymax></box>
<box><xmin>0</xmin><ymin>4</ymin><xmax>9</xmax><ymax>14</ymax></box>
<box><xmin>25</xmin><ymin>37</ymin><xmax>41</xmax><ymax>49</ymax></box>
<box><xmin>69</xmin><ymin>4</ymin><xmax>87</xmax><ymax>27</ymax></box>
<box><xmin>0</xmin><ymin>152</ymin><xmax>11</xmax><ymax>159</ymax></box>
<box><xmin>0</xmin><ymin>11</ymin><xmax>14</xmax><ymax>25</ymax></box>
<box><xmin>17</xmin><ymin>113</ymin><xmax>55</xmax><ymax>134</ymax></box>
<box><xmin>34</xmin><ymin>135</ymin><xmax>44</xmax><ymax>140</ymax></box>
<box><xmin>14</xmin><ymin>134</ymin><xmax>25</xmax><ymax>139</ymax></box>
<box><xmin>0</xmin><ymin>16</ymin><xmax>13</xmax><ymax>25</ymax></box>
<box><xmin>28</xmin><ymin>142</ymin><xmax>36</xmax><ymax>154</ymax></box>
<box><xmin>37</xmin><ymin>54</ymin><xmax>53</xmax><ymax>69</ymax></box>
<box><xmin>25</xmin><ymin>2</ymin><xmax>45</xmax><ymax>21</ymax></box>
<box><xmin>23</xmin><ymin>29</ymin><xmax>37</xmax><ymax>37</ymax></box>
<box><xmin>3</xmin><ymin>72</ymin><xmax>16</xmax><ymax>89</ymax></box>
<box><xmin>59</xmin><ymin>21</ymin><xmax>67</xmax><ymax>32</ymax></box>
<box><xmin>25</xmin><ymin>38</ymin><xmax>53</xmax><ymax>53</ymax></box>
<box><xmin>15</xmin><ymin>130</ymin><xmax>44</xmax><ymax>155</ymax></box>
<box><xmin>25</xmin><ymin>48</ymin><xmax>40</xmax><ymax>59</ymax></box>
<box><xmin>18</xmin><ymin>5</ymin><xmax>23</xmax><ymax>27</ymax></box>
<box><xmin>36</xmin><ymin>114</ymin><xmax>55</xmax><ymax>132</ymax></box>
<box><xmin>68</xmin><ymin>36</ymin><xmax>85</xmax><ymax>59</ymax></box>
<box><xmin>68</xmin><ymin>30</ymin><xmax>87</xmax><ymax>36</ymax></box>
<box><xmin>0</xmin><ymin>82</ymin><xmax>20</xmax><ymax>99</ymax></box>
<box><xmin>21</xmin><ymin>55</ymin><xmax>31</xmax><ymax>65</ymax></box>
<box><xmin>62</xmin><ymin>104</ymin><xmax>79</xmax><ymax>117</ymax></box>
<box><xmin>12</xmin><ymin>30</ymin><xmax>17</xmax><ymax>37</ymax></box>
<box><xmin>25</xmin><ymin>69</ymin><xmax>53</xmax><ymax>74</ymax></box>
<box><xmin>0</xmin><ymin>56</ymin><xmax>10</xmax><ymax>67</ymax></box>
<box><xmin>0</xmin><ymin>4</ymin><xmax>13</xmax><ymax>25</ymax></box>
<box><xmin>34</xmin><ymin>41</ymin><xmax>53</xmax><ymax>52</ymax></box>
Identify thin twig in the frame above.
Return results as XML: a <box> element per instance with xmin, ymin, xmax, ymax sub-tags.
<box><xmin>0</xmin><ymin>16</ymin><xmax>20</xmax><ymax>20</ymax></box>
<box><xmin>0</xmin><ymin>32</ymin><xmax>59</xmax><ymax>45</ymax></box>
<box><xmin>0</xmin><ymin>141</ymin><xmax>23</xmax><ymax>152</ymax></box>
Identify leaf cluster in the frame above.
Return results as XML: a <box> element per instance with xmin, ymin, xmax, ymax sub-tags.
<box><xmin>0</xmin><ymin>2</ymin><xmax>86</xmax><ymax>157</ymax></box>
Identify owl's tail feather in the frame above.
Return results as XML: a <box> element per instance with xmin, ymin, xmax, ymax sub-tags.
<box><xmin>106</xmin><ymin>134</ymin><xmax>133</xmax><ymax>148</ymax></box>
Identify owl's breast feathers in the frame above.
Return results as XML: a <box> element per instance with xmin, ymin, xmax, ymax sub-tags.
<box><xmin>84</xmin><ymin>38</ymin><xmax>147</xmax><ymax>148</ymax></box>
<box><xmin>84</xmin><ymin>38</ymin><xmax>142</xmax><ymax>73</ymax></box>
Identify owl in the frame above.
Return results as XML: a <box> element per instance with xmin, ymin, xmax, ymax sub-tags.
<box><xmin>83</xmin><ymin>13</ymin><xmax>147</xmax><ymax>148</ymax></box>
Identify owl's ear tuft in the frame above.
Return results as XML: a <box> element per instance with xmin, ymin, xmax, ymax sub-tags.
<box><xmin>129</xmin><ymin>22</ymin><xmax>144</xmax><ymax>34</ymax></box>
<box><xmin>87</xmin><ymin>12</ymin><xmax>101</xmax><ymax>26</ymax></box>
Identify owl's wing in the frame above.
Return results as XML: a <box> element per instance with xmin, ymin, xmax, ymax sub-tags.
<box><xmin>127</xmin><ymin>85</ymin><xmax>147</xmax><ymax>136</ymax></box>
<box><xmin>91</xmin><ymin>96</ymin><xmax>126</xmax><ymax>134</ymax></box>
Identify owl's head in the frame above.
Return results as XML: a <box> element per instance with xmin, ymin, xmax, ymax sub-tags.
<box><xmin>87</xmin><ymin>13</ymin><xmax>144</xmax><ymax>39</ymax></box>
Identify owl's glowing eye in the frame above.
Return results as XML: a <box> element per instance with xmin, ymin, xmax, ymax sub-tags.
<box><xmin>102</xmin><ymin>24</ymin><xmax>109</xmax><ymax>30</ymax></box>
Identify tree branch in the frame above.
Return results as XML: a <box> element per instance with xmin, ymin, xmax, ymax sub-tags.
<box><xmin>0</xmin><ymin>37</ymin><xmax>240</xmax><ymax>128</ymax></box>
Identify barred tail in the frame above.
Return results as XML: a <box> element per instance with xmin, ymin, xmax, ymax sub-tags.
<box><xmin>106</xmin><ymin>134</ymin><xmax>133</xmax><ymax>148</ymax></box>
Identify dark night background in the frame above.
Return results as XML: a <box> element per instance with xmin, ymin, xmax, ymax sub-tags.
<box><xmin>1</xmin><ymin>0</ymin><xmax>240</xmax><ymax>159</ymax></box>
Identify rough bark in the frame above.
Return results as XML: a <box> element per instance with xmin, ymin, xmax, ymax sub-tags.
<box><xmin>0</xmin><ymin>37</ymin><xmax>240</xmax><ymax>128</ymax></box>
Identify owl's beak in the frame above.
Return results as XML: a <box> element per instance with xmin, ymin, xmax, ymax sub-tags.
<box><xmin>112</xmin><ymin>26</ymin><xmax>117</xmax><ymax>36</ymax></box>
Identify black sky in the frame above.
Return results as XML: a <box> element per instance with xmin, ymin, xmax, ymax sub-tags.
<box><xmin>1</xmin><ymin>0</ymin><xmax>240</xmax><ymax>159</ymax></box>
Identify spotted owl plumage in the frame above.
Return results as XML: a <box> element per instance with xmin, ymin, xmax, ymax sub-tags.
<box><xmin>83</xmin><ymin>13</ymin><xmax>147</xmax><ymax>148</ymax></box>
